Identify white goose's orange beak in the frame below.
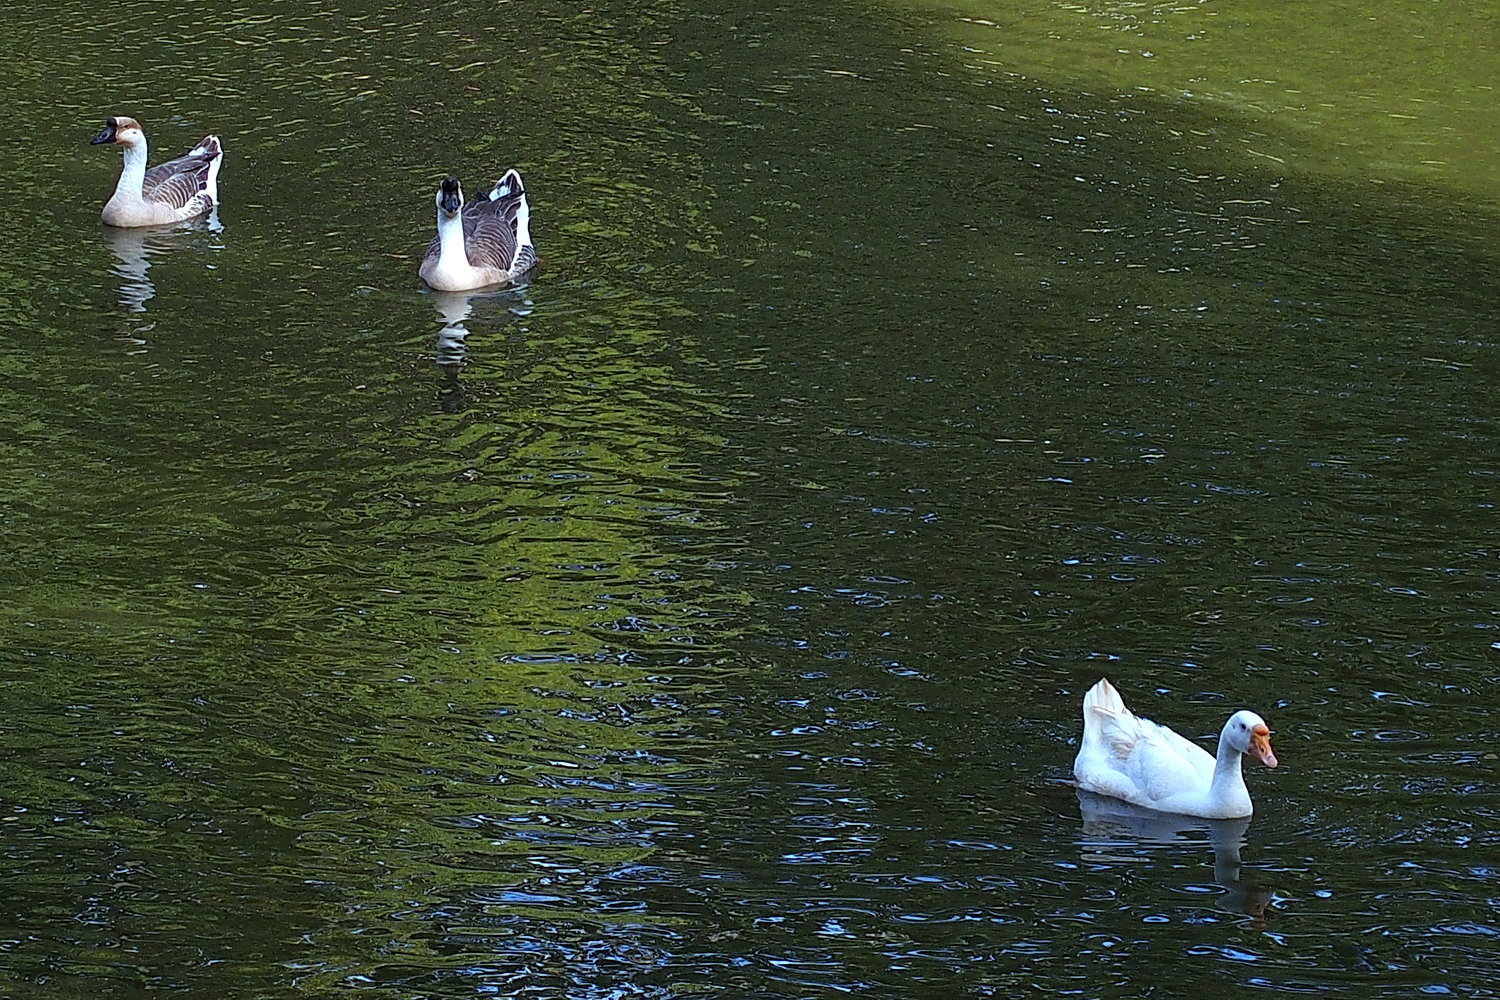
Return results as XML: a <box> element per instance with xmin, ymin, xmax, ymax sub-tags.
<box><xmin>1249</xmin><ymin>723</ymin><xmax>1278</xmax><ymax>768</ymax></box>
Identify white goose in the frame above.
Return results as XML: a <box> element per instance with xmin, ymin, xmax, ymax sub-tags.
<box><xmin>419</xmin><ymin>170</ymin><xmax>536</xmax><ymax>291</ymax></box>
<box><xmin>90</xmin><ymin>116</ymin><xmax>222</xmax><ymax>227</ymax></box>
<box><xmin>1072</xmin><ymin>678</ymin><xmax>1278</xmax><ymax>819</ymax></box>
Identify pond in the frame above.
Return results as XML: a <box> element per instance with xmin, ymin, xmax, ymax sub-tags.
<box><xmin>0</xmin><ymin>0</ymin><xmax>1497</xmax><ymax>997</ymax></box>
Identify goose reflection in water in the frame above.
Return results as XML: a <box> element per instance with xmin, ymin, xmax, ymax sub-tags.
<box><xmin>100</xmin><ymin>210</ymin><xmax>223</xmax><ymax>314</ymax></box>
<box><xmin>425</xmin><ymin>287</ymin><xmax>532</xmax><ymax>413</ymax></box>
<box><xmin>1076</xmin><ymin>789</ymin><xmax>1273</xmax><ymax>924</ymax></box>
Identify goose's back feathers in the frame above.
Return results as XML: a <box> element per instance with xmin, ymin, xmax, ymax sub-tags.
<box><xmin>141</xmin><ymin>136</ymin><xmax>222</xmax><ymax>210</ymax></box>
<box><xmin>1078</xmin><ymin>680</ymin><xmax>1213</xmax><ymax>805</ymax></box>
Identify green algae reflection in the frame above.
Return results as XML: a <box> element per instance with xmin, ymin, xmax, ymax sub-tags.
<box><xmin>900</xmin><ymin>0</ymin><xmax>1500</xmax><ymax>198</ymax></box>
<box><xmin>0</xmin><ymin>2</ymin><xmax>746</xmax><ymax>993</ymax></box>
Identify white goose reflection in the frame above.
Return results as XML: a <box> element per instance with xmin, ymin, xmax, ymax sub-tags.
<box><xmin>429</xmin><ymin>289</ymin><xmax>478</xmax><ymax>367</ymax></box>
<box><xmin>1076</xmin><ymin>789</ymin><xmax>1273</xmax><ymax>923</ymax></box>
<box><xmin>425</xmin><ymin>287</ymin><xmax>532</xmax><ymax>412</ymax></box>
<box><xmin>100</xmin><ymin>210</ymin><xmax>223</xmax><ymax>313</ymax></box>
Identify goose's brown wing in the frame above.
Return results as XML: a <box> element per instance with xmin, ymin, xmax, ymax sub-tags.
<box><xmin>459</xmin><ymin>198</ymin><xmax>522</xmax><ymax>271</ymax></box>
<box><xmin>142</xmin><ymin>137</ymin><xmax>221</xmax><ymax>209</ymax></box>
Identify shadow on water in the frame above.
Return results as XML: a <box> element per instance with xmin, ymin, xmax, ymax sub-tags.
<box><xmin>98</xmin><ymin>212</ymin><xmax>223</xmax><ymax>315</ymax></box>
<box><xmin>1076</xmin><ymin>789</ymin><xmax>1272</xmax><ymax>926</ymax></box>
<box><xmin>424</xmin><ymin>286</ymin><xmax>535</xmax><ymax>413</ymax></box>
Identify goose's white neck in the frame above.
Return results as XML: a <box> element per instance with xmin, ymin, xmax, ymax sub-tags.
<box><xmin>115</xmin><ymin>138</ymin><xmax>150</xmax><ymax>201</ymax></box>
<box><xmin>1207</xmin><ymin>729</ymin><xmax>1253</xmax><ymax>817</ymax></box>
<box><xmin>433</xmin><ymin>209</ymin><xmax>473</xmax><ymax>280</ymax></box>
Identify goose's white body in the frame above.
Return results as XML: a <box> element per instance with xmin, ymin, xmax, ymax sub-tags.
<box><xmin>420</xmin><ymin>170</ymin><xmax>536</xmax><ymax>291</ymax></box>
<box><xmin>1072</xmin><ymin>678</ymin><xmax>1277</xmax><ymax>819</ymax></box>
<box><xmin>92</xmin><ymin>116</ymin><xmax>222</xmax><ymax>227</ymax></box>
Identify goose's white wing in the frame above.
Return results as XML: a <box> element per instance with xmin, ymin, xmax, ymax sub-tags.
<box><xmin>1074</xmin><ymin>679</ymin><xmax>1215</xmax><ymax>809</ymax></box>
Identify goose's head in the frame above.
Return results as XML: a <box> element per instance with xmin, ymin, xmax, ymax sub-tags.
<box><xmin>1224</xmin><ymin>710</ymin><xmax>1278</xmax><ymax>768</ymax></box>
<box><xmin>90</xmin><ymin>116</ymin><xmax>145</xmax><ymax>147</ymax></box>
<box><xmin>435</xmin><ymin>176</ymin><xmax>464</xmax><ymax>219</ymax></box>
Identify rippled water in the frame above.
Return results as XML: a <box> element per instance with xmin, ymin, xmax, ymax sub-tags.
<box><xmin>911</xmin><ymin>0</ymin><xmax>1500</xmax><ymax>198</ymax></box>
<box><xmin>0</xmin><ymin>0</ymin><xmax>1497</xmax><ymax>997</ymax></box>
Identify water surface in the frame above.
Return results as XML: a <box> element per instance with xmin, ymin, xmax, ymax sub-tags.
<box><xmin>906</xmin><ymin>0</ymin><xmax>1500</xmax><ymax>197</ymax></box>
<box><xmin>0</xmin><ymin>1</ymin><xmax>1497</xmax><ymax>997</ymax></box>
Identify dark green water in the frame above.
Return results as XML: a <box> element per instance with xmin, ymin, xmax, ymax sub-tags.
<box><xmin>1</xmin><ymin>1</ymin><xmax>1497</xmax><ymax>997</ymax></box>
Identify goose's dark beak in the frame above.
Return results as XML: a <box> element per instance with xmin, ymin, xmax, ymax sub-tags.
<box><xmin>437</xmin><ymin>176</ymin><xmax>463</xmax><ymax>216</ymax></box>
<box><xmin>90</xmin><ymin>119</ymin><xmax>118</xmax><ymax>145</ymax></box>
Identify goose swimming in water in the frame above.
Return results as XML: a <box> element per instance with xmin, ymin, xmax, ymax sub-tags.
<box><xmin>419</xmin><ymin>170</ymin><xmax>536</xmax><ymax>291</ymax></box>
<box><xmin>90</xmin><ymin>116</ymin><xmax>222</xmax><ymax>227</ymax></box>
<box><xmin>1072</xmin><ymin>678</ymin><xmax>1278</xmax><ymax>819</ymax></box>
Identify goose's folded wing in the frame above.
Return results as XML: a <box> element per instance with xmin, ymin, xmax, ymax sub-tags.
<box><xmin>1148</xmin><ymin>719</ymin><xmax>1217</xmax><ymax>783</ymax></box>
<box><xmin>461</xmin><ymin>198</ymin><xmax>531</xmax><ymax>273</ymax></box>
<box><xmin>142</xmin><ymin>158</ymin><xmax>213</xmax><ymax>208</ymax></box>
<box><xmin>1096</xmin><ymin>713</ymin><xmax>1210</xmax><ymax>805</ymax></box>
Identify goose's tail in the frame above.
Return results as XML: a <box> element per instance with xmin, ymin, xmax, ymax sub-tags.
<box><xmin>1082</xmin><ymin>677</ymin><xmax>1125</xmax><ymax>719</ymax></box>
<box><xmin>485</xmin><ymin>168</ymin><xmax>524</xmax><ymax>202</ymax></box>
<box><xmin>192</xmin><ymin>135</ymin><xmax>224</xmax><ymax>204</ymax></box>
<box><xmin>489</xmin><ymin>168</ymin><xmax>534</xmax><ymax>273</ymax></box>
<box><xmin>189</xmin><ymin>135</ymin><xmax>223</xmax><ymax>159</ymax></box>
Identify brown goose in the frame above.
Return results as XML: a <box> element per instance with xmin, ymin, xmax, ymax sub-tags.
<box><xmin>90</xmin><ymin>116</ymin><xmax>222</xmax><ymax>227</ymax></box>
<box><xmin>419</xmin><ymin>170</ymin><xmax>536</xmax><ymax>291</ymax></box>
